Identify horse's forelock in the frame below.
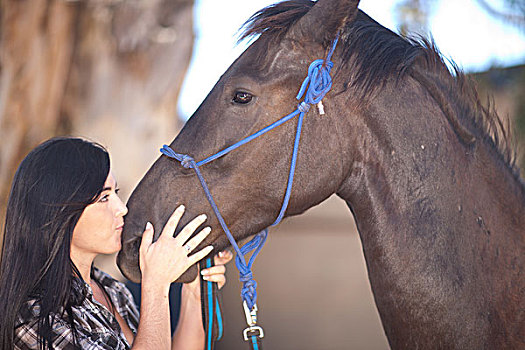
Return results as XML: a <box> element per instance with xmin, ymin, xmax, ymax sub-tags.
<box><xmin>238</xmin><ymin>0</ymin><xmax>315</xmax><ymax>43</ymax></box>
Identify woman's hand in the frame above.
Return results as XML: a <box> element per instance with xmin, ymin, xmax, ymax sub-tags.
<box><xmin>139</xmin><ymin>205</ymin><xmax>214</xmax><ymax>291</ymax></box>
<box><xmin>182</xmin><ymin>250</ymin><xmax>234</xmax><ymax>301</ymax></box>
<box><xmin>202</xmin><ymin>250</ymin><xmax>234</xmax><ymax>289</ymax></box>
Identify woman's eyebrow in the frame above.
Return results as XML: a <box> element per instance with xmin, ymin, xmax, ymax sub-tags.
<box><xmin>102</xmin><ymin>182</ymin><xmax>118</xmax><ymax>192</ymax></box>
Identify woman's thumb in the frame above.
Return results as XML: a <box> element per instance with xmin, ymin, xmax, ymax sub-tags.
<box><xmin>139</xmin><ymin>222</ymin><xmax>154</xmax><ymax>256</ymax></box>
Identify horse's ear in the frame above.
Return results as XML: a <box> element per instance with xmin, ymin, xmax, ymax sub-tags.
<box><xmin>289</xmin><ymin>0</ymin><xmax>360</xmax><ymax>44</ymax></box>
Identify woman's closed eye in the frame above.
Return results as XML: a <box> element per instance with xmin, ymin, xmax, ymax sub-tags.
<box><xmin>98</xmin><ymin>188</ymin><xmax>120</xmax><ymax>203</ymax></box>
<box><xmin>98</xmin><ymin>194</ymin><xmax>110</xmax><ymax>203</ymax></box>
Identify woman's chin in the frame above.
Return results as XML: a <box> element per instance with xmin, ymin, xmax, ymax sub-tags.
<box><xmin>101</xmin><ymin>240</ymin><xmax>121</xmax><ymax>255</ymax></box>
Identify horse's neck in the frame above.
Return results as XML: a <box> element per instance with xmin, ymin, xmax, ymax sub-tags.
<box><xmin>335</xmin><ymin>78</ymin><xmax>525</xmax><ymax>349</ymax></box>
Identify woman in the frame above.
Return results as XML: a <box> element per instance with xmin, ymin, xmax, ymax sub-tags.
<box><xmin>0</xmin><ymin>137</ymin><xmax>232</xmax><ymax>349</ymax></box>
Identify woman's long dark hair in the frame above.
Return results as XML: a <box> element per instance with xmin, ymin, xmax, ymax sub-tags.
<box><xmin>0</xmin><ymin>137</ymin><xmax>110</xmax><ymax>349</ymax></box>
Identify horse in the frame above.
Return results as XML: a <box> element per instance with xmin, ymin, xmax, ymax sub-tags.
<box><xmin>117</xmin><ymin>0</ymin><xmax>525</xmax><ymax>348</ymax></box>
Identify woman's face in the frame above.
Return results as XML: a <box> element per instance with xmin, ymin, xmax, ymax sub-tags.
<box><xmin>71</xmin><ymin>171</ymin><xmax>128</xmax><ymax>259</ymax></box>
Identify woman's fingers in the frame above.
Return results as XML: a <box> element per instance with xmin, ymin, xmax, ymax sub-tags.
<box><xmin>201</xmin><ymin>264</ymin><xmax>226</xmax><ymax>277</ymax></box>
<box><xmin>138</xmin><ymin>222</ymin><xmax>154</xmax><ymax>273</ymax></box>
<box><xmin>175</xmin><ymin>213</ymin><xmax>207</xmax><ymax>244</ymax></box>
<box><xmin>203</xmin><ymin>273</ymin><xmax>227</xmax><ymax>289</ymax></box>
<box><xmin>139</xmin><ymin>222</ymin><xmax>154</xmax><ymax>255</ymax></box>
<box><xmin>139</xmin><ymin>206</ymin><xmax>215</xmax><ymax>288</ymax></box>
<box><xmin>201</xmin><ymin>265</ymin><xmax>227</xmax><ymax>289</ymax></box>
<box><xmin>183</xmin><ymin>226</ymin><xmax>211</xmax><ymax>252</ymax></box>
<box><xmin>159</xmin><ymin>205</ymin><xmax>185</xmax><ymax>240</ymax></box>
<box><xmin>214</xmin><ymin>250</ymin><xmax>233</xmax><ymax>265</ymax></box>
<box><xmin>188</xmin><ymin>245</ymin><xmax>214</xmax><ymax>265</ymax></box>
<box><xmin>158</xmin><ymin>204</ymin><xmax>208</xmax><ymax>246</ymax></box>
<box><xmin>201</xmin><ymin>251</ymin><xmax>232</xmax><ymax>289</ymax></box>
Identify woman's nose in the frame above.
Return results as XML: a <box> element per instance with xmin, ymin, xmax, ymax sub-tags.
<box><xmin>116</xmin><ymin>197</ymin><xmax>128</xmax><ymax>217</ymax></box>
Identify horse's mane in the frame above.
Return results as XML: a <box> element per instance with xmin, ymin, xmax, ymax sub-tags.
<box><xmin>240</xmin><ymin>0</ymin><xmax>520</xmax><ymax>180</ymax></box>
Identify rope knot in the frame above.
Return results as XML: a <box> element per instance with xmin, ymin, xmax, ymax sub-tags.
<box><xmin>234</xmin><ymin>230</ymin><xmax>268</xmax><ymax>311</ymax></box>
<box><xmin>180</xmin><ymin>155</ymin><xmax>194</xmax><ymax>169</ymax></box>
<box><xmin>240</xmin><ymin>279</ymin><xmax>258</xmax><ymax>310</ymax></box>
<box><xmin>239</xmin><ymin>270</ymin><xmax>253</xmax><ymax>282</ymax></box>
<box><xmin>296</xmin><ymin>58</ymin><xmax>334</xmax><ymax>110</ymax></box>
<box><xmin>298</xmin><ymin>101</ymin><xmax>310</xmax><ymax>113</ymax></box>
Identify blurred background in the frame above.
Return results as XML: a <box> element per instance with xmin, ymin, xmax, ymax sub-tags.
<box><xmin>1</xmin><ymin>0</ymin><xmax>524</xmax><ymax>349</ymax></box>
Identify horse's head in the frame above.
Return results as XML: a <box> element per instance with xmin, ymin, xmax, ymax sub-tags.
<box><xmin>118</xmin><ymin>0</ymin><xmax>361</xmax><ymax>283</ymax></box>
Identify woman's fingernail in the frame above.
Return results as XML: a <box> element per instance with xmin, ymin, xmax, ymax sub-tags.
<box><xmin>199</xmin><ymin>214</ymin><xmax>207</xmax><ymax>220</ymax></box>
<box><xmin>146</xmin><ymin>222</ymin><xmax>153</xmax><ymax>230</ymax></box>
<box><xmin>201</xmin><ymin>269</ymin><xmax>208</xmax><ymax>275</ymax></box>
<box><xmin>177</xmin><ymin>205</ymin><xmax>185</xmax><ymax>212</ymax></box>
<box><xmin>202</xmin><ymin>276</ymin><xmax>209</xmax><ymax>280</ymax></box>
<box><xmin>203</xmin><ymin>227</ymin><xmax>211</xmax><ymax>234</ymax></box>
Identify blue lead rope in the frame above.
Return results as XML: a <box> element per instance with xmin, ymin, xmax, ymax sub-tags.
<box><xmin>204</xmin><ymin>258</ymin><xmax>222</xmax><ymax>350</ymax></box>
<box><xmin>161</xmin><ymin>33</ymin><xmax>339</xmax><ymax>334</ymax></box>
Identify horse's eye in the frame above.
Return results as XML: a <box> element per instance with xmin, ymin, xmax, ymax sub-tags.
<box><xmin>232</xmin><ymin>91</ymin><xmax>253</xmax><ymax>104</ymax></box>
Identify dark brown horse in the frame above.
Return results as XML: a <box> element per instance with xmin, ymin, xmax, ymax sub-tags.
<box><xmin>117</xmin><ymin>0</ymin><xmax>525</xmax><ymax>348</ymax></box>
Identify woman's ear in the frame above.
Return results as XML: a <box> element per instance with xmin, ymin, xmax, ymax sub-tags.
<box><xmin>288</xmin><ymin>0</ymin><xmax>360</xmax><ymax>44</ymax></box>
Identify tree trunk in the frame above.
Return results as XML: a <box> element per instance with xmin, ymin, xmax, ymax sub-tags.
<box><xmin>0</xmin><ymin>0</ymin><xmax>77</xmax><ymax>228</ymax></box>
<box><xmin>0</xmin><ymin>0</ymin><xmax>194</xmax><ymax>242</ymax></box>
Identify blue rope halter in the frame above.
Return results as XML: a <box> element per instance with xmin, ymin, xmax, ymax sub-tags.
<box><xmin>160</xmin><ymin>35</ymin><xmax>339</xmax><ymax>313</ymax></box>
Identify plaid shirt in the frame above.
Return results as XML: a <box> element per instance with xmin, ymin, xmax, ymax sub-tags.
<box><xmin>14</xmin><ymin>268</ymin><xmax>139</xmax><ymax>349</ymax></box>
